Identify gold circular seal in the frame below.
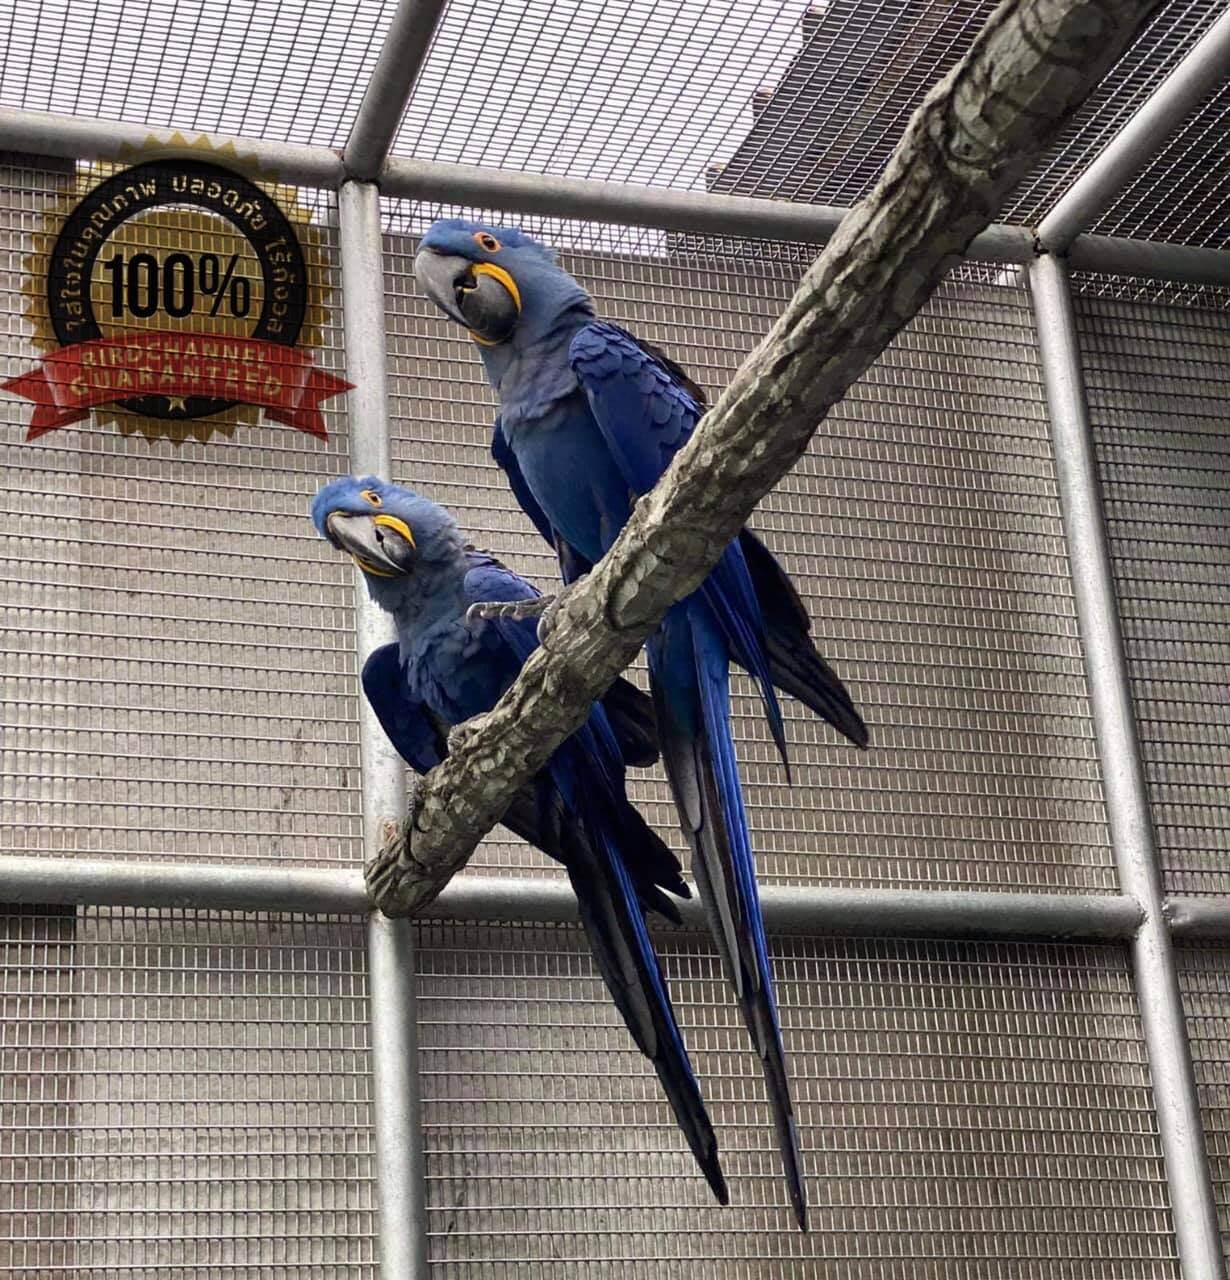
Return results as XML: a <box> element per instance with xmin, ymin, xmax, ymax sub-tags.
<box><xmin>7</xmin><ymin>137</ymin><xmax>346</xmax><ymax>444</ymax></box>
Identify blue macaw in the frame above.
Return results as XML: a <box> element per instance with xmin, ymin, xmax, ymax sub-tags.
<box><xmin>415</xmin><ymin>222</ymin><xmax>869</xmax><ymax>1229</ymax></box>
<box><xmin>312</xmin><ymin>475</ymin><xmax>727</xmax><ymax>1204</ymax></box>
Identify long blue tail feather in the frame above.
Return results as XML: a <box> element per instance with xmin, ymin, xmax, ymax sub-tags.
<box><xmin>650</xmin><ymin>605</ymin><xmax>808</xmax><ymax>1230</ymax></box>
<box><xmin>550</xmin><ymin>748</ymin><xmax>728</xmax><ymax>1204</ymax></box>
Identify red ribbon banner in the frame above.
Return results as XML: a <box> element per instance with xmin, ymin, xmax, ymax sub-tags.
<box><xmin>3</xmin><ymin>332</ymin><xmax>352</xmax><ymax>440</ymax></box>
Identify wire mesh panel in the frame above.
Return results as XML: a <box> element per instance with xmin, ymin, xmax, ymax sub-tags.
<box><xmin>0</xmin><ymin>906</ymin><xmax>377</xmax><ymax>1279</ymax></box>
<box><xmin>396</xmin><ymin>0</ymin><xmax>1220</xmax><ymax>243</ymax></box>
<box><xmin>0</xmin><ymin>161</ymin><xmax>363</xmax><ymax>867</ymax></box>
<box><xmin>4</xmin><ymin>0</ymin><xmax>1227</xmax><ymax>251</ymax></box>
<box><xmin>0</xmin><ymin>906</ymin><xmax>76</xmax><ymax>1280</ymax></box>
<box><xmin>0</xmin><ymin>0</ymin><xmax>400</xmax><ymax>147</ymax></box>
<box><xmin>415</xmin><ymin>922</ymin><xmax>1176</xmax><ymax>1278</ymax></box>
<box><xmin>1075</xmin><ymin>293</ymin><xmax>1230</xmax><ymax>896</ymax></box>
<box><xmin>386</xmin><ymin>230</ymin><xmax>1114</xmax><ymax>893</ymax></box>
<box><xmin>1177</xmin><ymin>947</ymin><xmax>1230</xmax><ymax>1263</ymax></box>
<box><xmin>1004</xmin><ymin>0</ymin><xmax>1229</xmax><ymax>234</ymax></box>
<box><xmin>1079</xmin><ymin>78</ymin><xmax>1230</xmax><ymax>251</ymax></box>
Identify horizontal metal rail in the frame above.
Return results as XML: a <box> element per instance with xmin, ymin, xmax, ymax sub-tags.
<box><xmin>0</xmin><ymin>854</ymin><xmax>1145</xmax><ymax>941</ymax></box>
<box><xmin>5</xmin><ymin>107</ymin><xmax>1230</xmax><ymax>286</ymax></box>
<box><xmin>0</xmin><ymin>108</ymin><xmax>346</xmax><ymax>188</ymax></box>
<box><xmin>0</xmin><ymin>855</ymin><xmax>370</xmax><ymax>913</ymax></box>
<box><xmin>1167</xmin><ymin>898</ymin><xmax>1230</xmax><ymax>941</ymax></box>
<box><xmin>379</xmin><ymin>155</ymin><xmax>1028</xmax><ymax>262</ymax></box>
<box><xmin>1065</xmin><ymin>233</ymin><xmax>1230</xmax><ymax>287</ymax></box>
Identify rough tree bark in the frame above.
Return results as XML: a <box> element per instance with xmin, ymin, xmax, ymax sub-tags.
<box><xmin>366</xmin><ymin>0</ymin><xmax>1163</xmax><ymax>916</ymax></box>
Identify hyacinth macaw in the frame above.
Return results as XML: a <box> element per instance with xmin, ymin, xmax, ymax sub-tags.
<box><xmin>415</xmin><ymin>222</ymin><xmax>869</xmax><ymax>1229</ymax></box>
<box><xmin>311</xmin><ymin>474</ymin><xmax>728</xmax><ymax>1203</ymax></box>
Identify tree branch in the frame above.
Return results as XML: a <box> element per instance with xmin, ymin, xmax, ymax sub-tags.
<box><xmin>368</xmin><ymin>0</ymin><xmax>1163</xmax><ymax>916</ymax></box>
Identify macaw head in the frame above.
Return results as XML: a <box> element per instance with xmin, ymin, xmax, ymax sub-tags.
<box><xmin>311</xmin><ymin>475</ymin><xmax>462</xmax><ymax>590</ymax></box>
<box><xmin>414</xmin><ymin>219</ymin><xmax>592</xmax><ymax>349</ymax></box>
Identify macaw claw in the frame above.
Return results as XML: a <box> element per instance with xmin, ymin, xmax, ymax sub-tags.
<box><xmin>465</xmin><ymin>595</ymin><xmax>557</xmax><ymax>625</ymax></box>
<box><xmin>466</xmin><ymin>576</ymin><xmax>585</xmax><ymax>644</ymax></box>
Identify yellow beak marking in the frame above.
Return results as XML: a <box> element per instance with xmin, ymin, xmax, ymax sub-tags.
<box><xmin>352</xmin><ymin>556</ymin><xmax>398</xmax><ymax>578</ymax></box>
<box><xmin>467</xmin><ymin>262</ymin><xmax>522</xmax><ymax>346</ymax></box>
<box><xmin>373</xmin><ymin>513</ymin><xmax>416</xmax><ymax>547</ymax></box>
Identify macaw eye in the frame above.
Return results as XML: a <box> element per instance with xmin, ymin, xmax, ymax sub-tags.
<box><xmin>474</xmin><ymin>232</ymin><xmax>501</xmax><ymax>253</ymax></box>
<box><xmin>360</xmin><ymin>489</ymin><xmax>382</xmax><ymax>507</ymax></box>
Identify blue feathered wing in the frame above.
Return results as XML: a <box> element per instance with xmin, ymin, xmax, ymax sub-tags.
<box><xmin>363</xmin><ymin>552</ymin><xmax>728</xmax><ymax>1202</ymax></box>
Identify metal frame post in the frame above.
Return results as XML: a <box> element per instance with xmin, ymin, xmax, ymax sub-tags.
<box><xmin>343</xmin><ymin>0</ymin><xmax>450</xmax><ymax>181</ymax></box>
<box><xmin>1028</xmin><ymin>253</ymin><xmax>1224</xmax><ymax>1280</ymax></box>
<box><xmin>338</xmin><ymin>177</ymin><xmax>430</xmax><ymax>1280</ymax></box>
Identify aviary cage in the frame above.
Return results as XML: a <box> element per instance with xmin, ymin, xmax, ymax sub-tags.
<box><xmin>1</xmin><ymin>1</ymin><xmax>1229</xmax><ymax>1276</ymax></box>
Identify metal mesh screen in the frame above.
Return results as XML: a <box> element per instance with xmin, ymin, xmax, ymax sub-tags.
<box><xmin>0</xmin><ymin>905</ymin><xmax>377</xmax><ymax>1278</ymax></box>
<box><xmin>415</xmin><ymin>922</ymin><xmax>1176</xmax><ymax>1276</ymax></box>
<box><xmin>3</xmin><ymin>0</ymin><xmax>1229</xmax><ymax>250</ymax></box>
<box><xmin>0</xmin><ymin>0</ymin><xmax>399</xmax><ymax>147</ymax></box>
<box><xmin>0</xmin><ymin>162</ymin><xmax>363</xmax><ymax>868</ymax></box>
<box><xmin>1003</xmin><ymin>0</ymin><xmax>1228</xmax><ymax>233</ymax></box>
<box><xmin>386</xmin><ymin>232</ymin><xmax>1115</xmax><ymax>893</ymax></box>
<box><xmin>1178</xmin><ymin>947</ymin><xmax>1230</xmax><ymax>1262</ymax></box>
<box><xmin>1075</xmin><ymin>292</ymin><xmax>1230</xmax><ymax>896</ymax></box>
<box><xmin>1082</xmin><ymin>79</ymin><xmax>1230</xmax><ymax>250</ymax></box>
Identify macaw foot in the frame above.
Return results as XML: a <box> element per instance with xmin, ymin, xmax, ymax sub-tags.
<box><xmin>465</xmin><ymin>595</ymin><xmax>555</xmax><ymax>625</ymax></box>
<box><xmin>445</xmin><ymin>719</ymin><xmax>481</xmax><ymax>755</ymax></box>
<box><xmin>365</xmin><ymin>777</ymin><xmax>433</xmax><ymax>917</ymax></box>
<box><xmin>365</xmin><ymin>816</ymin><xmax>412</xmax><ymax>915</ymax></box>
<box><xmin>467</xmin><ymin>574</ymin><xmax>589</xmax><ymax>643</ymax></box>
<box><xmin>465</xmin><ymin>586</ymin><xmax>576</xmax><ymax>645</ymax></box>
<box><xmin>532</xmin><ymin>586</ymin><xmax>574</xmax><ymax>644</ymax></box>
<box><xmin>365</xmin><ymin>775</ymin><xmax>476</xmax><ymax>917</ymax></box>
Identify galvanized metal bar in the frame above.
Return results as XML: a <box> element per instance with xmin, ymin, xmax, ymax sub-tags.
<box><xmin>0</xmin><ymin>853</ymin><xmax>1144</xmax><ymax>941</ymax></box>
<box><xmin>429</xmin><ymin>877</ymin><xmax>1146</xmax><ymax>942</ymax></box>
<box><xmin>0</xmin><ymin>107</ymin><xmax>345</xmax><ymax>187</ymax></box>
<box><xmin>339</xmin><ymin>177</ymin><xmax>430</xmax><ymax>1280</ymax></box>
<box><xmin>344</xmin><ymin>0</ymin><xmax>449</xmax><ymax>181</ymax></box>
<box><xmin>1167</xmin><ymin>898</ymin><xmax>1230</xmax><ymax>941</ymax></box>
<box><xmin>0</xmin><ymin>854</ymin><xmax>369</xmax><ymax>913</ymax></box>
<box><xmin>7</xmin><ymin>105</ymin><xmax>1230</xmax><ymax>287</ymax></box>
<box><xmin>1038</xmin><ymin>5</ymin><xmax>1230</xmax><ymax>251</ymax></box>
<box><xmin>378</xmin><ymin>153</ymin><xmax>1034</xmax><ymax>263</ymax></box>
<box><xmin>1066</xmin><ymin>232</ymin><xmax>1230</xmax><ymax>287</ymax></box>
<box><xmin>366</xmin><ymin>911</ymin><xmax>427</xmax><ymax>1280</ymax></box>
<box><xmin>1028</xmin><ymin>252</ymin><xmax>1224</xmax><ymax>1280</ymax></box>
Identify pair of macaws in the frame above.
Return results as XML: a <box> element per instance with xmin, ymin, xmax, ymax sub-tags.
<box><xmin>312</xmin><ymin>221</ymin><xmax>867</xmax><ymax>1227</ymax></box>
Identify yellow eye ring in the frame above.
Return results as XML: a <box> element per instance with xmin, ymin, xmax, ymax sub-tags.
<box><xmin>360</xmin><ymin>489</ymin><xmax>382</xmax><ymax>506</ymax></box>
<box><xmin>474</xmin><ymin>232</ymin><xmax>501</xmax><ymax>252</ymax></box>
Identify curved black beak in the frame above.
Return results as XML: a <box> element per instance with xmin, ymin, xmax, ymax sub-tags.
<box><xmin>414</xmin><ymin>248</ymin><xmax>521</xmax><ymax>345</ymax></box>
<box><xmin>325</xmin><ymin>511</ymin><xmax>416</xmax><ymax>578</ymax></box>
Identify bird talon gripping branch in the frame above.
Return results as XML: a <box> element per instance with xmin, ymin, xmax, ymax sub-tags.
<box><xmin>365</xmin><ymin>792</ymin><xmax>419</xmax><ymax>916</ymax></box>
<box><xmin>364</xmin><ymin>824</ymin><xmax>410</xmax><ymax>914</ymax></box>
<box><xmin>465</xmin><ymin>594</ymin><xmax>555</xmax><ymax>625</ymax></box>
<box><xmin>445</xmin><ymin>720</ymin><xmax>479</xmax><ymax>754</ymax></box>
<box><xmin>534</xmin><ymin>586</ymin><xmax>573</xmax><ymax>644</ymax></box>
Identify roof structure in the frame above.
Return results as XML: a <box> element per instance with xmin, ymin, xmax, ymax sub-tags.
<box><xmin>701</xmin><ymin>0</ymin><xmax>1230</xmax><ymax>248</ymax></box>
<box><xmin>2</xmin><ymin>0</ymin><xmax>1227</xmax><ymax>250</ymax></box>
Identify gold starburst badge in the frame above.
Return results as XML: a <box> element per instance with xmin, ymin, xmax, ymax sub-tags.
<box><xmin>3</xmin><ymin>135</ymin><xmax>350</xmax><ymax>444</ymax></box>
